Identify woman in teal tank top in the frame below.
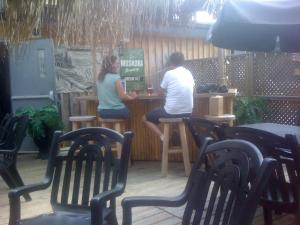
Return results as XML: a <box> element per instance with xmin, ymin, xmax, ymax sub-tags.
<box><xmin>96</xmin><ymin>55</ymin><xmax>137</xmax><ymax>119</ymax></box>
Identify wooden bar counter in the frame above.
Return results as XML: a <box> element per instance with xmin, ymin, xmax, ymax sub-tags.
<box><xmin>76</xmin><ymin>92</ymin><xmax>236</xmax><ymax>161</ymax></box>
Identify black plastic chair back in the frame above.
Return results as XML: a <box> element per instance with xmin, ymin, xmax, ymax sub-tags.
<box><xmin>184</xmin><ymin>117</ymin><xmax>223</xmax><ymax>149</ymax></box>
<box><xmin>9</xmin><ymin>127</ymin><xmax>133</xmax><ymax>225</ymax></box>
<box><xmin>49</xmin><ymin>127</ymin><xmax>132</xmax><ymax>210</ymax></box>
<box><xmin>121</xmin><ymin>138</ymin><xmax>275</xmax><ymax>225</ymax></box>
<box><xmin>0</xmin><ymin>113</ymin><xmax>13</xmax><ymax>143</ymax></box>
<box><xmin>0</xmin><ymin>115</ymin><xmax>30</xmax><ymax>202</ymax></box>
<box><xmin>222</xmin><ymin>126</ymin><xmax>300</xmax><ymax>215</ymax></box>
<box><xmin>0</xmin><ymin>115</ymin><xmax>29</xmax><ymax>161</ymax></box>
<box><xmin>265</xmin><ymin>134</ymin><xmax>300</xmax><ymax>213</ymax></box>
<box><xmin>182</xmin><ymin>139</ymin><xmax>275</xmax><ymax>225</ymax></box>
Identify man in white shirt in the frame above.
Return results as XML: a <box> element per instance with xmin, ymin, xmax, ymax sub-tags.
<box><xmin>142</xmin><ymin>52</ymin><xmax>195</xmax><ymax>141</ymax></box>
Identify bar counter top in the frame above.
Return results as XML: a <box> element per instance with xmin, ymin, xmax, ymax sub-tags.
<box><xmin>76</xmin><ymin>92</ymin><xmax>237</xmax><ymax>101</ymax></box>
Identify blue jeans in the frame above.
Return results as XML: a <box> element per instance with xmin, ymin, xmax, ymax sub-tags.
<box><xmin>98</xmin><ymin>107</ymin><xmax>130</xmax><ymax>119</ymax></box>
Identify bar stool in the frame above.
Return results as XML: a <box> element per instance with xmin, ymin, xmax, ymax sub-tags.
<box><xmin>204</xmin><ymin>114</ymin><xmax>236</xmax><ymax>126</ymax></box>
<box><xmin>159</xmin><ymin>118</ymin><xmax>191</xmax><ymax>177</ymax></box>
<box><xmin>98</xmin><ymin>118</ymin><xmax>127</xmax><ymax>158</ymax></box>
<box><xmin>69</xmin><ymin>115</ymin><xmax>96</xmax><ymax>130</ymax></box>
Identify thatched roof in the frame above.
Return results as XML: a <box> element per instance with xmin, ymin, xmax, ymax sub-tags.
<box><xmin>0</xmin><ymin>0</ymin><xmax>223</xmax><ymax>47</ymax></box>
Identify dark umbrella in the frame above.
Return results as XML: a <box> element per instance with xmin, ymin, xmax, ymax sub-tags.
<box><xmin>208</xmin><ymin>0</ymin><xmax>300</xmax><ymax>52</ymax></box>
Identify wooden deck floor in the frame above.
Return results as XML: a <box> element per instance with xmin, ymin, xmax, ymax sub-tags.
<box><xmin>0</xmin><ymin>155</ymin><xmax>294</xmax><ymax>225</ymax></box>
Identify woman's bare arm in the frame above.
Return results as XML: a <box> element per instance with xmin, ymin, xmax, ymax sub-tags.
<box><xmin>116</xmin><ymin>80</ymin><xmax>137</xmax><ymax>101</ymax></box>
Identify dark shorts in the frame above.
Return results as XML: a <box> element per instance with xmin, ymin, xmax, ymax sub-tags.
<box><xmin>98</xmin><ymin>107</ymin><xmax>129</xmax><ymax>119</ymax></box>
<box><xmin>145</xmin><ymin>107</ymin><xmax>191</xmax><ymax>124</ymax></box>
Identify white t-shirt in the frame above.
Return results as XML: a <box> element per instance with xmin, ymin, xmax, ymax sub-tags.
<box><xmin>160</xmin><ymin>66</ymin><xmax>195</xmax><ymax>114</ymax></box>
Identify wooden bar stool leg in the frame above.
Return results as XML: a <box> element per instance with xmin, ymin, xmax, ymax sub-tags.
<box><xmin>179</xmin><ymin>122</ymin><xmax>191</xmax><ymax>176</ymax></box>
<box><xmin>114</xmin><ymin>122</ymin><xmax>122</xmax><ymax>158</ymax></box>
<box><xmin>115</xmin><ymin>121</ymin><xmax>132</xmax><ymax>166</ymax></box>
<box><xmin>162</xmin><ymin>123</ymin><xmax>170</xmax><ymax>177</ymax></box>
<box><xmin>72</xmin><ymin>121</ymin><xmax>80</xmax><ymax>131</ymax></box>
<box><xmin>85</xmin><ymin>121</ymin><xmax>93</xmax><ymax>127</ymax></box>
<box><xmin>97</xmin><ymin>119</ymin><xmax>101</xmax><ymax>127</ymax></box>
<box><xmin>120</xmin><ymin>122</ymin><xmax>125</xmax><ymax>133</ymax></box>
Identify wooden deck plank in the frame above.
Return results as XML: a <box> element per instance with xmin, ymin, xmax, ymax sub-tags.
<box><xmin>0</xmin><ymin>155</ymin><xmax>294</xmax><ymax>225</ymax></box>
<box><xmin>134</xmin><ymin>211</ymin><xmax>174</xmax><ymax>225</ymax></box>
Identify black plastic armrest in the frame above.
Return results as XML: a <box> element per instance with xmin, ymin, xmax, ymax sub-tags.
<box><xmin>91</xmin><ymin>184</ymin><xmax>124</xmax><ymax>206</ymax></box>
<box><xmin>122</xmin><ymin>192</ymin><xmax>187</xmax><ymax>209</ymax></box>
<box><xmin>8</xmin><ymin>179</ymin><xmax>51</xmax><ymax>225</ymax></box>
<box><xmin>121</xmin><ymin>193</ymin><xmax>187</xmax><ymax>225</ymax></box>
<box><xmin>9</xmin><ymin>179</ymin><xmax>51</xmax><ymax>199</ymax></box>
<box><xmin>90</xmin><ymin>184</ymin><xmax>124</xmax><ymax>225</ymax></box>
<box><xmin>0</xmin><ymin>141</ymin><xmax>12</xmax><ymax>148</ymax></box>
<box><xmin>0</xmin><ymin>149</ymin><xmax>17</xmax><ymax>153</ymax></box>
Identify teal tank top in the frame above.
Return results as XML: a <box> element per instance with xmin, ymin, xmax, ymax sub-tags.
<box><xmin>96</xmin><ymin>73</ymin><xmax>125</xmax><ymax>110</ymax></box>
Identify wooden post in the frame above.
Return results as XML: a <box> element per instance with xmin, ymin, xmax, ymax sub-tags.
<box><xmin>70</xmin><ymin>92</ymin><xmax>80</xmax><ymax>116</ymax></box>
<box><xmin>114</xmin><ymin>122</ymin><xmax>122</xmax><ymax>158</ymax></box>
<box><xmin>91</xmin><ymin>46</ymin><xmax>97</xmax><ymax>82</ymax></box>
<box><xmin>162</xmin><ymin>123</ymin><xmax>170</xmax><ymax>177</ymax></box>
<box><xmin>179</xmin><ymin>122</ymin><xmax>191</xmax><ymax>176</ymax></box>
<box><xmin>60</xmin><ymin>93</ymin><xmax>71</xmax><ymax>131</ymax></box>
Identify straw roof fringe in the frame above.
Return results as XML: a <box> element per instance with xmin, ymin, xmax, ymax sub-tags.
<box><xmin>0</xmin><ymin>0</ymin><xmax>222</xmax><ymax>47</ymax></box>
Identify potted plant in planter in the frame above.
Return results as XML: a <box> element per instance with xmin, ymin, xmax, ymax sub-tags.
<box><xmin>16</xmin><ymin>105</ymin><xmax>64</xmax><ymax>158</ymax></box>
<box><xmin>234</xmin><ymin>96</ymin><xmax>268</xmax><ymax>125</ymax></box>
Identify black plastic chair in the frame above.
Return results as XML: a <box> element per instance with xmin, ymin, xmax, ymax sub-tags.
<box><xmin>122</xmin><ymin>139</ymin><xmax>276</xmax><ymax>225</ymax></box>
<box><xmin>8</xmin><ymin>127</ymin><xmax>133</xmax><ymax>225</ymax></box>
<box><xmin>222</xmin><ymin>126</ymin><xmax>300</xmax><ymax>225</ymax></box>
<box><xmin>0</xmin><ymin>115</ymin><xmax>30</xmax><ymax>201</ymax></box>
<box><xmin>0</xmin><ymin>113</ymin><xmax>13</xmax><ymax>143</ymax></box>
<box><xmin>184</xmin><ymin>117</ymin><xmax>224</xmax><ymax>150</ymax></box>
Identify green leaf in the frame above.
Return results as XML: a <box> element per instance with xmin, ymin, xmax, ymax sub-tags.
<box><xmin>15</xmin><ymin>104</ymin><xmax>64</xmax><ymax>141</ymax></box>
<box><xmin>234</xmin><ymin>96</ymin><xmax>267</xmax><ymax>125</ymax></box>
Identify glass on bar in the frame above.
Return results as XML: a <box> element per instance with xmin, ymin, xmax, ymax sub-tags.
<box><xmin>146</xmin><ymin>84</ymin><xmax>154</xmax><ymax>96</ymax></box>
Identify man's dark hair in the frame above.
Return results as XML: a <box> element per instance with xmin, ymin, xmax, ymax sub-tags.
<box><xmin>169</xmin><ymin>52</ymin><xmax>184</xmax><ymax>66</ymax></box>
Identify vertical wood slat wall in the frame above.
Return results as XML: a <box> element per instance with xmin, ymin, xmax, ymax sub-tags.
<box><xmin>127</xmin><ymin>34</ymin><xmax>220</xmax><ymax>86</ymax></box>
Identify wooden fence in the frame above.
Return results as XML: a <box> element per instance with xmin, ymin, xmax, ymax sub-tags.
<box><xmin>185</xmin><ymin>52</ymin><xmax>300</xmax><ymax>125</ymax></box>
<box><xmin>58</xmin><ymin>92</ymin><xmax>90</xmax><ymax>131</ymax></box>
<box><xmin>58</xmin><ymin>52</ymin><xmax>300</xmax><ymax>131</ymax></box>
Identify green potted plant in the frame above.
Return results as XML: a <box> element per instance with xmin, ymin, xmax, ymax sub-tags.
<box><xmin>234</xmin><ymin>96</ymin><xmax>268</xmax><ymax>125</ymax></box>
<box><xmin>16</xmin><ymin>105</ymin><xmax>64</xmax><ymax>158</ymax></box>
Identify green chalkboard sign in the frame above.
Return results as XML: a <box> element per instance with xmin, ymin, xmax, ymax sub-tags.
<box><xmin>120</xmin><ymin>48</ymin><xmax>145</xmax><ymax>92</ymax></box>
